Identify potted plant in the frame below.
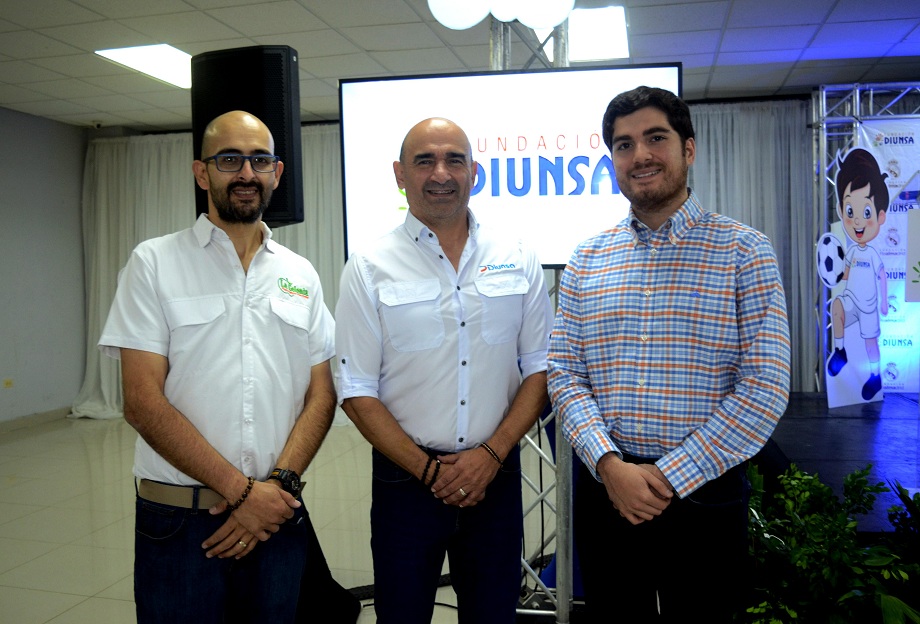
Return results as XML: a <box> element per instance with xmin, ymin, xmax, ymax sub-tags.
<box><xmin>743</xmin><ymin>463</ymin><xmax>920</xmax><ymax>623</ymax></box>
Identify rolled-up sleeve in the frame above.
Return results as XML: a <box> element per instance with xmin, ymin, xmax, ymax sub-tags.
<box><xmin>518</xmin><ymin>247</ymin><xmax>554</xmax><ymax>378</ymax></box>
<box><xmin>334</xmin><ymin>255</ymin><xmax>383</xmax><ymax>402</ymax></box>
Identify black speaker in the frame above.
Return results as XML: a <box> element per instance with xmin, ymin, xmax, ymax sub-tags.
<box><xmin>191</xmin><ymin>45</ymin><xmax>303</xmax><ymax>227</ymax></box>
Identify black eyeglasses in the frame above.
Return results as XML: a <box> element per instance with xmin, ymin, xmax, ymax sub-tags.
<box><xmin>202</xmin><ymin>153</ymin><xmax>280</xmax><ymax>173</ymax></box>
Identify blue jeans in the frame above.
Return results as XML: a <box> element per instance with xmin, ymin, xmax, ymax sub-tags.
<box><xmin>134</xmin><ymin>493</ymin><xmax>308</xmax><ymax>624</ymax></box>
<box><xmin>370</xmin><ymin>446</ymin><xmax>524</xmax><ymax>624</ymax></box>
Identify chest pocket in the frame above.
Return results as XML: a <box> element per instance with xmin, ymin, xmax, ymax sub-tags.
<box><xmin>475</xmin><ymin>271</ymin><xmax>527</xmax><ymax>345</ymax></box>
<box><xmin>379</xmin><ymin>279</ymin><xmax>444</xmax><ymax>352</ymax></box>
<box><xmin>269</xmin><ymin>296</ymin><xmax>313</xmax><ymax>354</ymax></box>
<box><xmin>269</xmin><ymin>297</ymin><xmax>311</xmax><ymax>331</ymax></box>
<box><xmin>163</xmin><ymin>296</ymin><xmax>226</xmax><ymax>332</ymax></box>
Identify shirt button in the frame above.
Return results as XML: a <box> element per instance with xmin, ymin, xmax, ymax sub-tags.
<box><xmin>637</xmin><ymin>379</ymin><xmax>645</xmax><ymax>387</ymax></box>
<box><xmin>460</xmin><ymin>400</ymin><xmax>466</xmax><ymax>405</ymax></box>
<box><xmin>645</xmin><ymin>289</ymin><xmax>652</xmax><ymax>297</ymax></box>
<box><xmin>649</xmin><ymin>248</ymin><xmax>658</xmax><ymax>256</ymax></box>
<box><xmin>640</xmin><ymin>333</ymin><xmax>648</xmax><ymax>342</ymax></box>
<box><xmin>460</xmin><ymin>321</ymin><xmax>466</xmax><ymax>327</ymax></box>
<box><xmin>458</xmin><ymin>437</ymin><xmax>464</xmax><ymax>443</ymax></box>
<box><xmin>461</xmin><ymin>360</ymin><xmax>467</xmax><ymax>366</ymax></box>
<box><xmin>456</xmin><ymin>286</ymin><xmax>460</xmax><ymax>291</ymax></box>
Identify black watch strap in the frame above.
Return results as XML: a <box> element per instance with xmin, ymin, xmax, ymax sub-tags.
<box><xmin>268</xmin><ymin>468</ymin><xmax>301</xmax><ymax>495</ymax></box>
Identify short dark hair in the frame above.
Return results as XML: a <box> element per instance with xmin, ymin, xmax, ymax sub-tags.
<box><xmin>601</xmin><ymin>86</ymin><xmax>694</xmax><ymax>151</ymax></box>
<box><xmin>835</xmin><ymin>148</ymin><xmax>889</xmax><ymax>215</ymax></box>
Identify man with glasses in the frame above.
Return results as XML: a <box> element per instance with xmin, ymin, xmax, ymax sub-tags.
<box><xmin>99</xmin><ymin>110</ymin><xmax>337</xmax><ymax>622</ymax></box>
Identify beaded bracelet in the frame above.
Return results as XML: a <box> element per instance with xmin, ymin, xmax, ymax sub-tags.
<box><xmin>420</xmin><ymin>456</ymin><xmax>434</xmax><ymax>484</ymax></box>
<box><xmin>479</xmin><ymin>442</ymin><xmax>503</xmax><ymax>467</ymax></box>
<box><xmin>228</xmin><ymin>475</ymin><xmax>255</xmax><ymax>511</ymax></box>
<box><xmin>427</xmin><ymin>459</ymin><xmax>441</xmax><ymax>487</ymax></box>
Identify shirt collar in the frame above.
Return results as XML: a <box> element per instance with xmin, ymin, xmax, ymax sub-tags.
<box><xmin>193</xmin><ymin>213</ymin><xmax>275</xmax><ymax>253</ymax></box>
<box><xmin>628</xmin><ymin>189</ymin><xmax>703</xmax><ymax>245</ymax></box>
<box><xmin>404</xmin><ymin>208</ymin><xmax>480</xmax><ymax>245</ymax></box>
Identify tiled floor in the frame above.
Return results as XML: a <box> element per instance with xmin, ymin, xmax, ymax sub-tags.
<box><xmin>0</xmin><ymin>412</ymin><xmax>559</xmax><ymax>623</ymax></box>
<box><xmin>6</xmin><ymin>392</ymin><xmax>911</xmax><ymax>623</ymax></box>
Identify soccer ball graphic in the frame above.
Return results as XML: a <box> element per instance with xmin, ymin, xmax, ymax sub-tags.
<box><xmin>815</xmin><ymin>233</ymin><xmax>845</xmax><ymax>288</ymax></box>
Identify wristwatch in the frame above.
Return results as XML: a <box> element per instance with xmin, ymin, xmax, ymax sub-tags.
<box><xmin>268</xmin><ymin>468</ymin><xmax>302</xmax><ymax>496</ymax></box>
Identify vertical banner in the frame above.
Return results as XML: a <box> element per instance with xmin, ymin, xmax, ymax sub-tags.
<box><xmin>909</xmin><ymin>208</ymin><xmax>920</xmax><ymax>303</ymax></box>
<box><xmin>820</xmin><ymin>148</ymin><xmax>888</xmax><ymax>407</ymax></box>
<box><xmin>854</xmin><ymin>123</ymin><xmax>919</xmax><ymax>394</ymax></box>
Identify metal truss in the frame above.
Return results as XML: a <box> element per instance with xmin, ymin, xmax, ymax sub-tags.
<box><xmin>484</xmin><ymin>16</ymin><xmax>575</xmax><ymax>623</ymax></box>
<box><xmin>811</xmin><ymin>83</ymin><xmax>920</xmax><ymax>390</ymax></box>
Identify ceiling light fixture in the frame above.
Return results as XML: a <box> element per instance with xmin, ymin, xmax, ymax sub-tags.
<box><xmin>535</xmin><ymin>6</ymin><xmax>629</xmax><ymax>63</ymax></box>
<box><xmin>95</xmin><ymin>44</ymin><xmax>192</xmax><ymax>89</ymax></box>
<box><xmin>568</xmin><ymin>6</ymin><xmax>629</xmax><ymax>61</ymax></box>
<box><xmin>428</xmin><ymin>0</ymin><xmax>575</xmax><ymax>31</ymax></box>
<box><xmin>427</xmin><ymin>0</ymin><xmax>491</xmax><ymax>30</ymax></box>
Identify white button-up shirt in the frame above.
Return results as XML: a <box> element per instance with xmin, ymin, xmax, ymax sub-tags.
<box><xmin>335</xmin><ymin>210</ymin><xmax>553</xmax><ymax>452</ymax></box>
<box><xmin>99</xmin><ymin>215</ymin><xmax>336</xmax><ymax>485</ymax></box>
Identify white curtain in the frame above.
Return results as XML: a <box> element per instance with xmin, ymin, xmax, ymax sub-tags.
<box><xmin>272</xmin><ymin>124</ymin><xmax>345</xmax><ymax>315</ymax></box>
<box><xmin>689</xmin><ymin>100</ymin><xmax>816</xmax><ymax>392</ymax></box>
<box><xmin>71</xmin><ymin>125</ymin><xmax>345</xmax><ymax>418</ymax></box>
<box><xmin>72</xmin><ymin>104</ymin><xmax>817</xmax><ymax>419</ymax></box>
<box><xmin>71</xmin><ymin>133</ymin><xmax>196</xmax><ymax>419</ymax></box>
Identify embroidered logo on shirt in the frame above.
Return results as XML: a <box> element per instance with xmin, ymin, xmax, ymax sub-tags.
<box><xmin>278</xmin><ymin>277</ymin><xmax>309</xmax><ymax>299</ymax></box>
<box><xmin>479</xmin><ymin>263</ymin><xmax>517</xmax><ymax>273</ymax></box>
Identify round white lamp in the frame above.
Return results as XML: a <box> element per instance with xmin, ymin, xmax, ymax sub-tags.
<box><xmin>427</xmin><ymin>0</ymin><xmax>491</xmax><ymax>30</ymax></box>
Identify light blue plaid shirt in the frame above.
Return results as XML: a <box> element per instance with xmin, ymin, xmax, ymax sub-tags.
<box><xmin>548</xmin><ymin>192</ymin><xmax>791</xmax><ymax>497</ymax></box>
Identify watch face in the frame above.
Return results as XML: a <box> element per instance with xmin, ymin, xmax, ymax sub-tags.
<box><xmin>274</xmin><ymin>470</ymin><xmax>300</xmax><ymax>495</ymax></box>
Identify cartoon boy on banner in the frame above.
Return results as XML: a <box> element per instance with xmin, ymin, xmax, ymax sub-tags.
<box><xmin>824</xmin><ymin>147</ymin><xmax>889</xmax><ymax>402</ymax></box>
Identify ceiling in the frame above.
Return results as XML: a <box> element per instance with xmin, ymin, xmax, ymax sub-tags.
<box><xmin>1</xmin><ymin>0</ymin><xmax>919</xmax><ymax>132</ymax></box>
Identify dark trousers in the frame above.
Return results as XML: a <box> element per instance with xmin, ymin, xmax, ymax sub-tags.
<box><xmin>370</xmin><ymin>446</ymin><xmax>524</xmax><ymax>624</ymax></box>
<box><xmin>296</xmin><ymin>508</ymin><xmax>361</xmax><ymax>623</ymax></box>
<box><xmin>134</xmin><ymin>496</ymin><xmax>307</xmax><ymax>624</ymax></box>
<box><xmin>574</xmin><ymin>458</ymin><xmax>751</xmax><ymax>623</ymax></box>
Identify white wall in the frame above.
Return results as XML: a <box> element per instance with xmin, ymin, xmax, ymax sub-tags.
<box><xmin>0</xmin><ymin>107</ymin><xmax>87</xmax><ymax>423</ymax></box>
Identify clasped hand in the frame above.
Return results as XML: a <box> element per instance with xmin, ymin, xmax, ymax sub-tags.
<box><xmin>430</xmin><ymin>447</ymin><xmax>500</xmax><ymax>508</ymax></box>
<box><xmin>598</xmin><ymin>455</ymin><xmax>673</xmax><ymax>525</ymax></box>
<box><xmin>201</xmin><ymin>480</ymin><xmax>300</xmax><ymax>559</ymax></box>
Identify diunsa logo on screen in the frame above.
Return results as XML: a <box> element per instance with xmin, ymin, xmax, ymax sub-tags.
<box><xmin>471</xmin><ymin>155</ymin><xmax>621</xmax><ymax>198</ymax></box>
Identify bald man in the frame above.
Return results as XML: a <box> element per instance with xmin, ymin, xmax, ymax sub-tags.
<box><xmin>99</xmin><ymin>110</ymin><xmax>337</xmax><ymax>622</ymax></box>
<box><xmin>335</xmin><ymin>118</ymin><xmax>554</xmax><ymax>623</ymax></box>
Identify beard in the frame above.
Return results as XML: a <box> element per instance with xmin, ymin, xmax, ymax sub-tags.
<box><xmin>617</xmin><ymin>160</ymin><xmax>689</xmax><ymax>215</ymax></box>
<box><xmin>210</xmin><ymin>179</ymin><xmax>272</xmax><ymax>224</ymax></box>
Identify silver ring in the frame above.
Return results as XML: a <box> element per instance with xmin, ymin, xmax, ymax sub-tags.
<box><xmin>458</xmin><ymin>487</ymin><xmax>468</xmax><ymax>497</ymax></box>
<box><xmin>238</xmin><ymin>540</ymin><xmax>247</xmax><ymax>549</ymax></box>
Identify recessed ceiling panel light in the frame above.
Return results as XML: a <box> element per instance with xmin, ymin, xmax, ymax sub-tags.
<box><xmin>537</xmin><ymin>6</ymin><xmax>630</xmax><ymax>63</ymax></box>
<box><xmin>95</xmin><ymin>44</ymin><xmax>192</xmax><ymax>89</ymax></box>
<box><xmin>569</xmin><ymin>6</ymin><xmax>629</xmax><ymax>62</ymax></box>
